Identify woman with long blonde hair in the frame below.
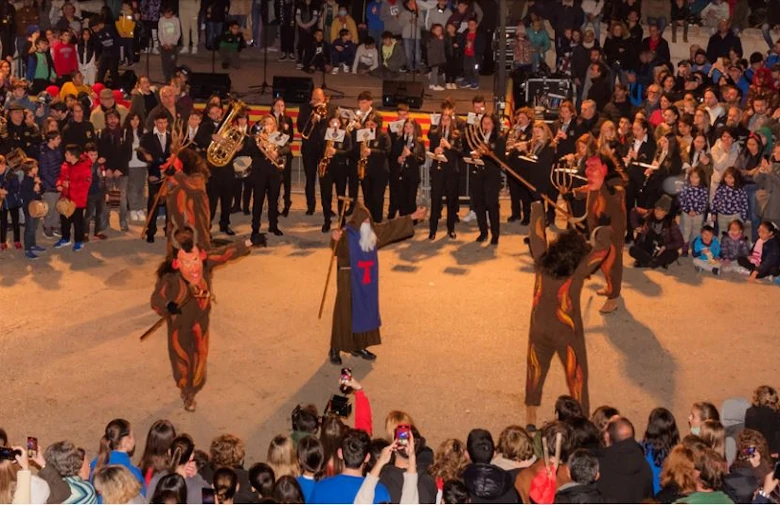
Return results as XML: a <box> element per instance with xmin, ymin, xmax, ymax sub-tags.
<box><xmin>267</xmin><ymin>434</ymin><xmax>300</xmax><ymax>478</ymax></box>
<box><xmin>93</xmin><ymin>465</ymin><xmax>143</xmax><ymax>504</ymax></box>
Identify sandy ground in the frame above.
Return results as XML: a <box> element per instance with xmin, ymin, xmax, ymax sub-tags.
<box><xmin>1</xmin><ymin>195</ymin><xmax>779</xmax><ymax>462</ymax></box>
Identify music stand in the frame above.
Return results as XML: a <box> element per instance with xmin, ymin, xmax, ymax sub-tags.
<box><xmin>249</xmin><ymin>19</ymin><xmax>272</xmax><ymax>95</ymax></box>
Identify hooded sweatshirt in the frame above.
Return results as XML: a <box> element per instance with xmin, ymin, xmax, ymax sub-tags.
<box><xmin>721</xmin><ymin>397</ymin><xmax>750</xmax><ymax>467</ymax></box>
<box><xmin>463</xmin><ymin>462</ymin><xmax>519</xmax><ymax>503</ymax></box>
<box><xmin>596</xmin><ymin>439</ymin><xmax>654</xmax><ymax>504</ymax></box>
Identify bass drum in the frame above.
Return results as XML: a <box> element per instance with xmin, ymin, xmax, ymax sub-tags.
<box><xmin>233</xmin><ymin>156</ymin><xmax>252</xmax><ymax>179</ymax></box>
<box><xmin>663</xmin><ymin>175</ymin><xmax>685</xmax><ymax>196</ymax></box>
<box><xmin>28</xmin><ymin>200</ymin><xmax>49</xmax><ymax>218</ymax></box>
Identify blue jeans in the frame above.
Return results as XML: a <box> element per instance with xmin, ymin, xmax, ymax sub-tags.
<box><xmin>646</xmin><ymin>16</ymin><xmax>668</xmax><ymax>34</ymax></box>
<box><xmin>23</xmin><ymin>208</ymin><xmax>38</xmax><ymax>250</ymax></box>
<box><xmin>762</xmin><ymin>24</ymin><xmax>778</xmax><ymax>50</ymax></box>
<box><xmin>582</xmin><ymin>14</ymin><xmax>601</xmax><ymax>44</ymax></box>
<box><xmin>403</xmin><ymin>37</ymin><xmax>421</xmax><ymax>70</ymax></box>
<box><xmin>206</xmin><ymin>22</ymin><xmax>224</xmax><ymax>49</ymax></box>
<box><xmin>252</xmin><ymin>1</ymin><xmax>263</xmax><ymax>45</ymax></box>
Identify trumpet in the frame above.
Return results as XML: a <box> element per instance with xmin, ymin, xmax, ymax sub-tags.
<box><xmin>256</xmin><ymin>131</ymin><xmax>286</xmax><ymax>171</ymax></box>
<box><xmin>301</xmin><ymin>102</ymin><xmax>328</xmax><ymax>140</ymax></box>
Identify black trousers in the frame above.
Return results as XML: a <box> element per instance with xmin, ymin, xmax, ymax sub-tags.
<box><xmin>625</xmin><ymin>169</ymin><xmax>644</xmax><ymax>240</ymax></box>
<box><xmin>208</xmin><ymin>167</ymin><xmax>233</xmax><ymax>228</ymax></box>
<box><xmin>347</xmin><ymin>160</ymin><xmax>361</xmax><ymax>210</ymax></box>
<box><xmin>429</xmin><ymin>167</ymin><xmax>459</xmax><ymax>234</ymax></box>
<box><xmin>251</xmin><ymin>168</ymin><xmax>281</xmax><ymax>232</ymax></box>
<box><xmin>281</xmin><ymin>157</ymin><xmax>292</xmax><ymax>209</ymax></box>
<box><xmin>398</xmin><ymin>166</ymin><xmax>419</xmax><ymax>216</ymax></box>
<box><xmin>471</xmin><ymin>167</ymin><xmax>501</xmax><ymax>238</ymax></box>
<box><xmin>241</xmin><ymin>178</ymin><xmax>254</xmax><ymax>212</ymax></box>
<box><xmin>0</xmin><ymin>207</ymin><xmax>21</xmax><ymax>243</ymax></box>
<box><xmin>320</xmin><ymin>164</ymin><xmax>348</xmax><ymax>223</ymax></box>
<box><xmin>232</xmin><ymin>176</ymin><xmax>243</xmax><ymax>210</ymax></box>
<box><xmin>296</xmin><ymin>27</ymin><xmax>313</xmax><ymax>61</ymax></box>
<box><xmin>280</xmin><ymin>23</ymin><xmax>296</xmax><ymax>53</ymax></box>
<box><xmin>302</xmin><ymin>147</ymin><xmax>318</xmax><ymax>212</ymax></box>
<box><xmin>97</xmin><ymin>52</ymin><xmax>120</xmax><ymax>86</ymax></box>
<box><xmin>61</xmin><ymin>207</ymin><xmax>85</xmax><ymax>243</ymax></box>
<box><xmin>387</xmin><ymin>163</ymin><xmax>401</xmax><ymax>219</ymax></box>
<box><xmin>146</xmin><ymin>182</ymin><xmax>169</xmax><ymax>239</ymax></box>
<box><xmin>629</xmin><ymin>233</ymin><xmax>679</xmax><ymax>268</ymax></box>
<box><xmin>361</xmin><ymin>166</ymin><xmax>388</xmax><ymax>223</ymax></box>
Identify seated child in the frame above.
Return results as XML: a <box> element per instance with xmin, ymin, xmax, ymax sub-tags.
<box><xmin>352</xmin><ymin>36</ymin><xmax>378</xmax><ymax>75</ymax></box>
<box><xmin>302</xmin><ymin>29</ymin><xmax>331</xmax><ymax>74</ymax></box>
<box><xmin>629</xmin><ymin>194</ymin><xmax>684</xmax><ymax>269</ymax></box>
<box><xmin>692</xmin><ymin>225</ymin><xmax>722</xmax><ymax>275</ymax></box>
<box><xmin>720</xmin><ymin>219</ymin><xmax>750</xmax><ymax>271</ymax></box>
<box><xmin>330</xmin><ymin>28</ymin><xmax>356</xmax><ymax>74</ymax></box>
<box><xmin>737</xmin><ymin>221</ymin><xmax>780</xmax><ymax>281</ymax></box>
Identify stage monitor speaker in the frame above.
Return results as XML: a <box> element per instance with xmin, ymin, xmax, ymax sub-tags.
<box><xmin>382</xmin><ymin>80</ymin><xmax>424</xmax><ymax>110</ymax></box>
<box><xmin>189</xmin><ymin>73</ymin><xmax>232</xmax><ymax>100</ymax></box>
<box><xmin>272</xmin><ymin>76</ymin><xmax>314</xmax><ymax>104</ymax></box>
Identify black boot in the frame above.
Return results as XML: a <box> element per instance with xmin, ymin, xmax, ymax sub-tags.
<box><xmin>476</xmin><ymin>232</ymin><xmax>488</xmax><ymax>243</ymax></box>
<box><xmin>329</xmin><ymin>348</ymin><xmax>342</xmax><ymax>365</ymax></box>
<box><xmin>350</xmin><ymin>349</ymin><xmax>377</xmax><ymax>361</ymax></box>
<box><xmin>322</xmin><ymin>221</ymin><xmax>331</xmax><ymax>233</ymax></box>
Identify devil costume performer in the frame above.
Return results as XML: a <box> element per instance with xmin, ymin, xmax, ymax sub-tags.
<box><xmin>575</xmin><ymin>155</ymin><xmax>627</xmax><ymax>313</ymax></box>
<box><xmin>163</xmin><ymin>147</ymin><xmax>213</xmax><ymax>256</ymax></box>
<box><xmin>150</xmin><ymin>228</ymin><xmax>252</xmax><ymax>411</ymax></box>
<box><xmin>328</xmin><ymin>202</ymin><xmax>416</xmax><ymax>365</ymax></box>
<box><xmin>525</xmin><ymin>201</ymin><xmax>611</xmax><ymax>422</ymax></box>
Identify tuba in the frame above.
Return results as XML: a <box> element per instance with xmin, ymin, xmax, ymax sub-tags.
<box><xmin>206</xmin><ymin>99</ymin><xmax>247</xmax><ymax>168</ymax></box>
<box><xmin>301</xmin><ymin>102</ymin><xmax>328</xmax><ymax>140</ymax></box>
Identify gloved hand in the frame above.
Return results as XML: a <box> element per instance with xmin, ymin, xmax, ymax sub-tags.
<box><xmin>164</xmin><ymin>166</ymin><xmax>176</xmax><ymax>176</ymax></box>
<box><xmin>167</xmin><ymin>301</ymin><xmax>181</xmax><ymax>315</ymax></box>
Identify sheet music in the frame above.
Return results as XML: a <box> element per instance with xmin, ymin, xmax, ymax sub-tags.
<box><xmin>389</xmin><ymin>119</ymin><xmax>405</xmax><ymax>134</ymax></box>
<box><xmin>338</xmin><ymin>107</ymin><xmax>357</xmax><ymax>121</ymax></box>
<box><xmin>426</xmin><ymin>151</ymin><xmax>447</xmax><ymax>162</ymax></box>
<box><xmin>356</xmin><ymin>128</ymin><xmax>375</xmax><ymax>142</ymax></box>
<box><xmin>463</xmin><ymin>157</ymin><xmax>485</xmax><ymax>166</ymax></box>
<box><xmin>325</xmin><ymin>128</ymin><xmax>346</xmax><ymax>142</ymax></box>
<box><xmin>467</xmin><ymin>112</ymin><xmax>478</xmax><ymax>126</ymax></box>
<box><xmin>269</xmin><ymin>132</ymin><xmax>290</xmax><ymax>146</ymax></box>
<box><xmin>430</xmin><ymin>113</ymin><xmax>441</xmax><ymax>126</ymax></box>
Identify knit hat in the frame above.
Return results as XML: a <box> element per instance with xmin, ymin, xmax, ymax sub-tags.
<box><xmin>45</xmin><ymin>85</ymin><xmax>59</xmax><ymax>98</ymax></box>
<box><xmin>92</xmin><ymin>82</ymin><xmax>106</xmax><ymax>96</ymax></box>
<box><xmin>655</xmin><ymin>194</ymin><xmax>673</xmax><ymax>213</ymax></box>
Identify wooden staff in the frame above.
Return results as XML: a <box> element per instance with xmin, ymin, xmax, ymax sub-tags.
<box><xmin>318</xmin><ymin>195</ymin><xmax>353</xmax><ymax>319</ymax></box>
<box><xmin>140</xmin><ymin>290</ymin><xmax>193</xmax><ymax>341</ymax></box>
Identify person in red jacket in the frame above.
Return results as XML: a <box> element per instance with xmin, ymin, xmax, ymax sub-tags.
<box><xmin>51</xmin><ymin>30</ymin><xmax>79</xmax><ymax>81</ymax></box>
<box><xmin>54</xmin><ymin>144</ymin><xmax>92</xmax><ymax>251</ymax></box>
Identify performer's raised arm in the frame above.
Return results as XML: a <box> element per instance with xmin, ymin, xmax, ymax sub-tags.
<box><xmin>375</xmin><ymin>207</ymin><xmax>426</xmax><ymax>249</ymax></box>
<box><xmin>528</xmin><ymin>202</ymin><xmax>548</xmax><ymax>262</ymax></box>
<box><xmin>206</xmin><ymin>239</ymin><xmax>253</xmax><ymax>266</ymax></box>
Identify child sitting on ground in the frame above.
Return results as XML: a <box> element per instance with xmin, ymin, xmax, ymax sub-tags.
<box><xmin>720</xmin><ymin>219</ymin><xmax>751</xmax><ymax>272</ymax></box>
<box><xmin>330</xmin><ymin>28</ymin><xmax>356</xmax><ymax>74</ymax></box>
<box><xmin>629</xmin><ymin>194</ymin><xmax>684</xmax><ymax>269</ymax></box>
<box><xmin>302</xmin><ymin>28</ymin><xmax>331</xmax><ymax>74</ymax></box>
<box><xmin>218</xmin><ymin>21</ymin><xmax>247</xmax><ymax>70</ymax></box>
<box><xmin>352</xmin><ymin>36</ymin><xmax>378</xmax><ymax>75</ymax></box>
<box><xmin>737</xmin><ymin>221</ymin><xmax>780</xmax><ymax>282</ymax></box>
<box><xmin>692</xmin><ymin>225</ymin><xmax>722</xmax><ymax>275</ymax></box>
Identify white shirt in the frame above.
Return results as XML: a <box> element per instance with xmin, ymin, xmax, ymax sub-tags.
<box><xmin>633</xmin><ymin>134</ymin><xmax>647</xmax><ymax>154</ymax></box>
<box><xmin>153</xmin><ymin>127</ymin><xmax>167</xmax><ymax>152</ymax></box>
<box><xmin>707</xmin><ymin>105</ymin><xmax>724</xmax><ymax>126</ymax></box>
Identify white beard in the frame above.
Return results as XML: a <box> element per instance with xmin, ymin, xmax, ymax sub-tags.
<box><xmin>359</xmin><ymin>221</ymin><xmax>377</xmax><ymax>252</ymax></box>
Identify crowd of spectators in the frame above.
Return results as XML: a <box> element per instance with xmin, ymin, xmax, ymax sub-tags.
<box><xmin>4</xmin><ymin>379</ymin><xmax>780</xmax><ymax>504</ymax></box>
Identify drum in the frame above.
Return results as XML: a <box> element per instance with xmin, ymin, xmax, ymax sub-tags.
<box><xmin>663</xmin><ymin>175</ymin><xmax>684</xmax><ymax>196</ymax></box>
<box><xmin>107</xmin><ymin>185</ymin><xmax>121</xmax><ymax>208</ymax></box>
<box><xmin>233</xmin><ymin>156</ymin><xmax>252</xmax><ymax>179</ymax></box>
<box><xmin>55</xmin><ymin>197</ymin><xmax>76</xmax><ymax>218</ymax></box>
<box><xmin>28</xmin><ymin>200</ymin><xmax>49</xmax><ymax>218</ymax></box>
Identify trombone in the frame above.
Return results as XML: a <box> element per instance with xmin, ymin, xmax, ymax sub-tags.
<box><xmin>301</xmin><ymin>102</ymin><xmax>328</xmax><ymax>140</ymax></box>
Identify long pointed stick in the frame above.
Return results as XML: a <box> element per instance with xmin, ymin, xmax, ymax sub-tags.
<box><xmin>318</xmin><ymin>196</ymin><xmax>353</xmax><ymax>319</ymax></box>
<box><xmin>140</xmin><ymin>178</ymin><xmax>168</xmax><ymax>239</ymax></box>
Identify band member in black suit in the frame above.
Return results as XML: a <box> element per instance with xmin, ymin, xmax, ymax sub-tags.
<box><xmin>386</xmin><ymin>104</ymin><xmax>411</xmax><ymax>220</ymax></box>
<box><xmin>524</xmin><ymin>121</ymin><xmax>557</xmax><ymax>226</ymax></box>
<box><xmin>231</xmin><ymin>111</ymin><xmax>251</xmax><ymax>214</ymax></box>
<box><xmin>469</xmin><ymin>114</ymin><xmax>506</xmax><ymax>245</ymax></box>
<box><xmin>319</xmin><ymin>116</ymin><xmax>352</xmax><ymax>232</ymax></box>
<box><xmin>195</xmin><ymin>103</ymin><xmax>236</xmax><ymax>236</ymax></box>
<box><xmin>350</xmin><ymin>91</ymin><xmax>379</xmax><ymax>212</ymax></box>
<box><xmin>357</xmin><ymin>113</ymin><xmax>390</xmax><ymax>223</ymax></box>
<box><xmin>391</xmin><ymin>118</ymin><xmax>425</xmax><ymax>218</ymax></box>
<box><xmin>248</xmin><ymin>115</ymin><xmax>291</xmax><ymax>242</ymax></box>
<box><xmin>624</xmin><ymin>118</ymin><xmax>656</xmax><ymax>241</ymax></box>
<box><xmin>428</xmin><ymin>108</ymin><xmax>462</xmax><ymax>239</ymax></box>
<box><xmin>552</xmin><ymin>101</ymin><xmax>578</xmax><ymax>157</ymax></box>
<box><xmin>138</xmin><ymin>112</ymin><xmax>172</xmax><ymax>243</ymax></box>
<box><xmin>297</xmin><ymin>88</ymin><xmax>329</xmax><ymax>215</ymax></box>
<box><xmin>506</xmin><ymin>107</ymin><xmax>534</xmax><ymax>224</ymax></box>
<box><xmin>271</xmin><ymin>97</ymin><xmax>295</xmax><ymax>217</ymax></box>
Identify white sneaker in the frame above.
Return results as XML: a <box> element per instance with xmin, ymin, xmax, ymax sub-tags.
<box><xmin>295</xmin><ymin>62</ymin><xmax>303</xmax><ymax>69</ymax></box>
<box><xmin>342</xmin><ymin>63</ymin><xmax>350</xmax><ymax>73</ymax></box>
<box><xmin>191</xmin><ymin>46</ymin><xmax>198</xmax><ymax>54</ymax></box>
<box><xmin>462</xmin><ymin>210</ymin><xmax>476</xmax><ymax>223</ymax></box>
<box><xmin>138</xmin><ymin>209</ymin><xmax>147</xmax><ymax>221</ymax></box>
<box><xmin>129</xmin><ymin>210</ymin><xmax>138</xmax><ymax>222</ymax></box>
<box><xmin>180</xmin><ymin>46</ymin><xmax>189</xmax><ymax>54</ymax></box>
<box><xmin>332</xmin><ymin>67</ymin><xmax>339</xmax><ymax>74</ymax></box>
<box><xmin>431</xmin><ymin>85</ymin><xmax>444</xmax><ymax>91</ymax></box>
<box><xmin>152</xmin><ymin>46</ymin><xmax>160</xmax><ymax>54</ymax></box>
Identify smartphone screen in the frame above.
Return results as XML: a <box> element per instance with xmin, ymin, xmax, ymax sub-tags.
<box><xmin>27</xmin><ymin>437</ymin><xmax>38</xmax><ymax>459</ymax></box>
<box><xmin>394</xmin><ymin>425</ymin><xmax>411</xmax><ymax>446</ymax></box>
<box><xmin>202</xmin><ymin>488</ymin><xmax>215</xmax><ymax>505</ymax></box>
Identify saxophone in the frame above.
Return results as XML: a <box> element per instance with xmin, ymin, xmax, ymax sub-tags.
<box><xmin>318</xmin><ymin>140</ymin><xmax>333</xmax><ymax>177</ymax></box>
<box><xmin>358</xmin><ymin>137</ymin><xmax>369</xmax><ymax>180</ymax></box>
<box><xmin>206</xmin><ymin>99</ymin><xmax>247</xmax><ymax>167</ymax></box>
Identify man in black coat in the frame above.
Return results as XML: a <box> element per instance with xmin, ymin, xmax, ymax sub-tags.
<box><xmin>596</xmin><ymin>417</ymin><xmax>653</xmax><ymax>504</ymax></box>
<box><xmin>586</xmin><ymin>63</ymin><xmax>612</xmax><ymax>112</ymax></box>
<box><xmin>463</xmin><ymin>429</ymin><xmax>519</xmax><ymax>504</ymax></box>
<box><xmin>706</xmin><ymin>20</ymin><xmax>743</xmax><ymax>64</ymax></box>
<box><xmin>640</xmin><ymin>23</ymin><xmax>670</xmax><ymax>66</ymax></box>
<box><xmin>195</xmin><ymin>102</ymin><xmax>236</xmax><ymax>236</ymax></box>
<box><xmin>602</xmin><ymin>84</ymin><xmax>634</xmax><ymax>124</ymax></box>
<box><xmin>554</xmin><ymin>449</ymin><xmax>604</xmax><ymax>504</ymax></box>
<box><xmin>138</xmin><ymin>112</ymin><xmax>172</xmax><ymax>242</ymax></box>
<box><xmin>297</xmin><ymin>87</ymin><xmax>329</xmax><ymax>215</ymax></box>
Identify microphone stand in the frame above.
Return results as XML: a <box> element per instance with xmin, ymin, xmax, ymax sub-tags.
<box><xmin>249</xmin><ymin>14</ymin><xmax>271</xmax><ymax>95</ymax></box>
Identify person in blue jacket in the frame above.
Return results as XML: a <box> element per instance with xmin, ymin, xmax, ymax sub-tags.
<box><xmin>89</xmin><ymin>419</ymin><xmax>146</xmax><ymax>497</ymax></box>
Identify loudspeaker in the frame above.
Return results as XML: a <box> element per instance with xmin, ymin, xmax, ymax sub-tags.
<box><xmin>382</xmin><ymin>80</ymin><xmax>424</xmax><ymax>110</ymax></box>
<box><xmin>272</xmin><ymin>76</ymin><xmax>314</xmax><ymax>104</ymax></box>
<box><xmin>189</xmin><ymin>73</ymin><xmax>232</xmax><ymax>100</ymax></box>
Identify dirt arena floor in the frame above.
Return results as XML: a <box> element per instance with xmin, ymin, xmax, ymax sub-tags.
<box><xmin>2</xmin><ymin>193</ymin><xmax>779</xmax><ymax>461</ymax></box>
